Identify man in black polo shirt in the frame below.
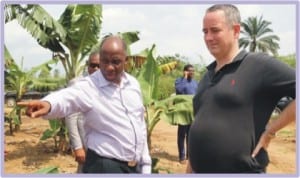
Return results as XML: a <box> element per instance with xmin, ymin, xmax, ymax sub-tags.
<box><xmin>187</xmin><ymin>4</ymin><xmax>295</xmax><ymax>173</ymax></box>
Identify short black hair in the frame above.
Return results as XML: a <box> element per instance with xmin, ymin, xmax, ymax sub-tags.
<box><xmin>183</xmin><ymin>64</ymin><xmax>194</xmax><ymax>71</ymax></box>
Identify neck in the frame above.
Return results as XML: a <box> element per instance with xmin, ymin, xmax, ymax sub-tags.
<box><xmin>215</xmin><ymin>48</ymin><xmax>239</xmax><ymax>71</ymax></box>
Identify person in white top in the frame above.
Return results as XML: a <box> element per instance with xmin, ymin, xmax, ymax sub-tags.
<box><xmin>18</xmin><ymin>35</ymin><xmax>152</xmax><ymax>173</ymax></box>
<box><xmin>65</xmin><ymin>51</ymin><xmax>100</xmax><ymax>173</ymax></box>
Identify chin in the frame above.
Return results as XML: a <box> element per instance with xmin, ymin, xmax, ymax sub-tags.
<box><xmin>103</xmin><ymin>75</ymin><xmax>114</xmax><ymax>81</ymax></box>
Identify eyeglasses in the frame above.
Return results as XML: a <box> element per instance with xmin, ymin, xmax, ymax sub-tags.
<box><xmin>88</xmin><ymin>63</ymin><xmax>100</xmax><ymax>68</ymax></box>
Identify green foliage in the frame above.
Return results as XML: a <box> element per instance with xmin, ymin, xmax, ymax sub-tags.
<box><xmin>34</xmin><ymin>166</ymin><xmax>59</xmax><ymax>174</ymax></box>
<box><xmin>31</xmin><ymin>78</ymin><xmax>66</xmax><ymax>92</ymax></box>
<box><xmin>5</xmin><ymin>50</ymin><xmax>59</xmax><ymax>132</ymax></box>
<box><xmin>5</xmin><ymin>4</ymin><xmax>103</xmax><ymax>81</ymax></box>
<box><xmin>4</xmin><ymin>105</ymin><xmax>22</xmax><ymax>135</ymax></box>
<box><xmin>118</xmin><ymin>31</ymin><xmax>140</xmax><ymax>55</ymax></box>
<box><xmin>40</xmin><ymin>119</ymin><xmax>68</xmax><ymax>151</ymax></box>
<box><xmin>133</xmin><ymin>46</ymin><xmax>194</xmax><ymax>149</ymax></box>
<box><xmin>5</xmin><ymin>56</ymin><xmax>59</xmax><ymax>94</ymax></box>
<box><xmin>136</xmin><ymin>45</ymin><xmax>161</xmax><ymax>105</ymax></box>
<box><xmin>40</xmin><ymin>120</ymin><xmax>61</xmax><ymax>140</ymax></box>
<box><xmin>59</xmin><ymin>5</ymin><xmax>102</xmax><ymax>61</ymax></box>
<box><xmin>277</xmin><ymin>54</ymin><xmax>296</xmax><ymax>68</ymax></box>
<box><xmin>151</xmin><ymin>157</ymin><xmax>172</xmax><ymax>174</ymax></box>
<box><xmin>5</xmin><ymin>5</ymin><xmax>67</xmax><ymax>52</ymax></box>
<box><xmin>157</xmin><ymin>74</ymin><xmax>176</xmax><ymax>100</ymax></box>
<box><xmin>4</xmin><ymin>45</ymin><xmax>14</xmax><ymax>68</ymax></box>
<box><xmin>239</xmin><ymin>15</ymin><xmax>280</xmax><ymax>56</ymax></box>
<box><xmin>155</xmin><ymin>95</ymin><xmax>194</xmax><ymax>125</ymax></box>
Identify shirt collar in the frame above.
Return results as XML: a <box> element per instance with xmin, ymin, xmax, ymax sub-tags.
<box><xmin>206</xmin><ymin>50</ymin><xmax>248</xmax><ymax>71</ymax></box>
<box><xmin>97</xmin><ymin>70</ymin><xmax>130</xmax><ymax>88</ymax></box>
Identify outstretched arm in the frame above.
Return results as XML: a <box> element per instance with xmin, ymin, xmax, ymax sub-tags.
<box><xmin>17</xmin><ymin>100</ymin><xmax>51</xmax><ymax>118</ymax></box>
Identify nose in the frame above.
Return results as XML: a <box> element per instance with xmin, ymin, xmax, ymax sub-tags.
<box><xmin>105</xmin><ymin>63</ymin><xmax>115</xmax><ymax>71</ymax></box>
<box><xmin>204</xmin><ymin>31</ymin><xmax>213</xmax><ymax>41</ymax></box>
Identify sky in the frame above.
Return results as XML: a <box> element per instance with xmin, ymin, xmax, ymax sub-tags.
<box><xmin>3</xmin><ymin>2</ymin><xmax>297</xmax><ymax>74</ymax></box>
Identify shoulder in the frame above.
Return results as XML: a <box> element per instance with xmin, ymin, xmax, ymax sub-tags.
<box><xmin>244</xmin><ymin>52</ymin><xmax>290</xmax><ymax>69</ymax></box>
<box><xmin>124</xmin><ymin>72</ymin><xmax>140</xmax><ymax>86</ymax></box>
<box><xmin>244</xmin><ymin>52</ymin><xmax>274</xmax><ymax>63</ymax></box>
<box><xmin>68</xmin><ymin>76</ymin><xmax>85</xmax><ymax>86</ymax></box>
<box><xmin>175</xmin><ymin>77</ymin><xmax>183</xmax><ymax>82</ymax></box>
<box><xmin>192</xmin><ymin>79</ymin><xmax>198</xmax><ymax>84</ymax></box>
<box><xmin>68</xmin><ymin>74</ymin><xmax>98</xmax><ymax>90</ymax></box>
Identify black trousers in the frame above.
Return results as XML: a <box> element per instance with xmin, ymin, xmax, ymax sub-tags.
<box><xmin>82</xmin><ymin>149</ymin><xmax>138</xmax><ymax>173</ymax></box>
<box><xmin>177</xmin><ymin>124</ymin><xmax>190</xmax><ymax>161</ymax></box>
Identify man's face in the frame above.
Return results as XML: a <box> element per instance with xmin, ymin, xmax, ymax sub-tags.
<box><xmin>202</xmin><ymin>10</ymin><xmax>238</xmax><ymax>59</ymax></box>
<box><xmin>87</xmin><ymin>53</ymin><xmax>100</xmax><ymax>75</ymax></box>
<box><xmin>186</xmin><ymin>67</ymin><xmax>194</xmax><ymax>79</ymax></box>
<box><xmin>100</xmin><ymin>38</ymin><xmax>127</xmax><ymax>84</ymax></box>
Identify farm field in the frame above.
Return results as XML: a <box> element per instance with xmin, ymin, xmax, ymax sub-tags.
<box><xmin>4</xmin><ymin>115</ymin><xmax>296</xmax><ymax>174</ymax></box>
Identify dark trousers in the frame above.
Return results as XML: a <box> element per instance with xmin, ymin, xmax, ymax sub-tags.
<box><xmin>177</xmin><ymin>124</ymin><xmax>190</xmax><ymax>161</ymax></box>
<box><xmin>82</xmin><ymin>149</ymin><xmax>138</xmax><ymax>173</ymax></box>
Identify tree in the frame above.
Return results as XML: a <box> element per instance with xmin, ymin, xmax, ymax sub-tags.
<box><xmin>239</xmin><ymin>15</ymin><xmax>280</xmax><ymax>56</ymax></box>
<box><xmin>131</xmin><ymin>45</ymin><xmax>194</xmax><ymax>149</ymax></box>
<box><xmin>5</xmin><ymin>4</ymin><xmax>102</xmax><ymax>81</ymax></box>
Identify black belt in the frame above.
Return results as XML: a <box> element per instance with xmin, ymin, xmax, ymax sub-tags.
<box><xmin>87</xmin><ymin>149</ymin><xmax>137</xmax><ymax>167</ymax></box>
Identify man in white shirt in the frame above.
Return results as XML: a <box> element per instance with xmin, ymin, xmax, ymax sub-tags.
<box><xmin>65</xmin><ymin>51</ymin><xmax>100</xmax><ymax>173</ymax></box>
<box><xmin>18</xmin><ymin>35</ymin><xmax>152</xmax><ymax>173</ymax></box>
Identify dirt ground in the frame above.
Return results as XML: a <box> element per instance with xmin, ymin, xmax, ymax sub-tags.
<box><xmin>4</xmin><ymin>115</ymin><xmax>296</xmax><ymax>174</ymax></box>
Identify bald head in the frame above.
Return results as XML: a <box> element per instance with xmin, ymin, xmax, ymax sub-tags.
<box><xmin>100</xmin><ymin>35</ymin><xmax>127</xmax><ymax>57</ymax></box>
<box><xmin>99</xmin><ymin>35</ymin><xmax>128</xmax><ymax>84</ymax></box>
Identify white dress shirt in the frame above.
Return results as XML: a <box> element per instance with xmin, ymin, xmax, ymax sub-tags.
<box><xmin>42</xmin><ymin>70</ymin><xmax>152</xmax><ymax>173</ymax></box>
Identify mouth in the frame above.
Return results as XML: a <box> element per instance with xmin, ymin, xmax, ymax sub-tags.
<box><xmin>106</xmin><ymin>72</ymin><xmax>115</xmax><ymax>78</ymax></box>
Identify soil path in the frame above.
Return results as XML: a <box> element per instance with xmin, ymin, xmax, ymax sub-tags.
<box><xmin>4</xmin><ymin>116</ymin><xmax>296</xmax><ymax>174</ymax></box>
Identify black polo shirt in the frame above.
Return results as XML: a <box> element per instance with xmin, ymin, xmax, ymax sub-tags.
<box><xmin>190</xmin><ymin>50</ymin><xmax>295</xmax><ymax>173</ymax></box>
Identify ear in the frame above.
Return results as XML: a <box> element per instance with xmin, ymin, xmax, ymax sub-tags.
<box><xmin>233</xmin><ymin>24</ymin><xmax>241</xmax><ymax>39</ymax></box>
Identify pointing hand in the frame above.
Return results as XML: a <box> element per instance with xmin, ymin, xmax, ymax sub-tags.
<box><xmin>17</xmin><ymin>100</ymin><xmax>51</xmax><ymax>118</ymax></box>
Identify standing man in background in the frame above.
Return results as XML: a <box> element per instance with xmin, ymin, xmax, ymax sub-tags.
<box><xmin>174</xmin><ymin>64</ymin><xmax>198</xmax><ymax>164</ymax></box>
<box><xmin>65</xmin><ymin>51</ymin><xmax>100</xmax><ymax>173</ymax></box>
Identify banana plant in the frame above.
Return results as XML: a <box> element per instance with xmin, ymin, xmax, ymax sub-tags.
<box><xmin>134</xmin><ymin>45</ymin><xmax>194</xmax><ymax>149</ymax></box>
<box><xmin>5</xmin><ymin>4</ymin><xmax>102</xmax><ymax>81</ymax></box>
<box><xmin>5</xmin><ymin>51</ymin><xmax>58</xmax><ymax>133</ymax></box>
<box><xmin>40</xmin><ymin>119</ymin><xmax>68</xmax><ymax>152</ymax></box>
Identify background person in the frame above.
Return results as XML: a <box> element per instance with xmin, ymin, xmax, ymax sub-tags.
<box><xmin>174</xmin><ymin>64</ymin><xmax>198</xmax><ymax>164</ymax></box>
<box><xmin>65</xmin><ymin>51</ymin><xmax>100</xmax><ymax>173</ymax></box>
<box><xmin>187</xmin><ymin>4</ymin><xmax>295</xmax><ymax>173</ymax></box>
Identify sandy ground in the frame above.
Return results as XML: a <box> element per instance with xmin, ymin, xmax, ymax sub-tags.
<box><xmin>4</xmin><ymin>115</ymin><xmax>296</xmax><ymax>174</ymax></box>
